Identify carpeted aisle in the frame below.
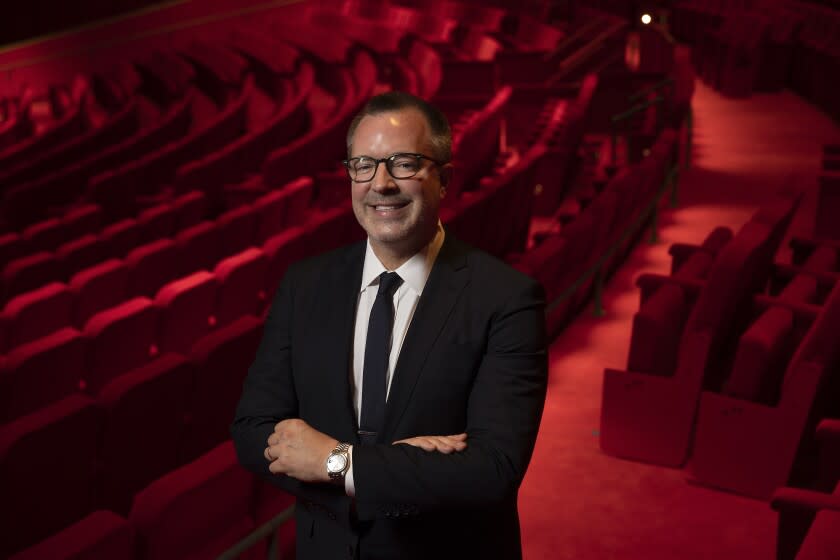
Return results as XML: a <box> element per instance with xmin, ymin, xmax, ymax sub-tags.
<box><xmin>518</xmin><ymin>79</ymin><xmax>840</xmax><ymax>559</ymax></box>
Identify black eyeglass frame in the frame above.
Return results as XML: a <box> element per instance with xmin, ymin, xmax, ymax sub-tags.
<box><xmin>342</xmin><ymin>152</ymin><xmax>446</xmax><ymax>183</ymax></box>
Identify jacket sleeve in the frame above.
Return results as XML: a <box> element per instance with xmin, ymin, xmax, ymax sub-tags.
<box><xmin>351</xmin><ymin>279</ymin><xmax>549</xmax><ymax>520</ymax></box>
<box><xmin>229</xmin><ymin>265</ymin><xmax>351</xmax><ymax>521</ymax></box>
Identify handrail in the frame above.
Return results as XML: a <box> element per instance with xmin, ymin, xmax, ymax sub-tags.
<box><xmin>546</xmin><ymin>160</ymin><xmax>680</xmax><ymax>317</ymax></box>
<box><xmin>628</xmin><ymin>77</ymin><xmax>674</xmax><ymax>103</ymax></box>
<box><xmin>611</xmin><ymin>95</ymin><xmax>664</xmax><ymax>124</ymax></box>
<box><xmin>217</xmin><ymin>503</ymin><xmax>296</xmax><ymax>560</ymax></box>
<box><xmin>608</xmin><ymin>95</ymin><xmax>664</xmax><ymax>170</ymax></box>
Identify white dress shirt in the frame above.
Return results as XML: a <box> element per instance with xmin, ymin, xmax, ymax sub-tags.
<box><xmin>345</xmin><ymin>223</ymin><xmax>445</xmax><ymax>496</ymax></box>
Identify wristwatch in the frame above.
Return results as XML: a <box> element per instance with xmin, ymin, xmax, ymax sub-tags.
<box><xmin>326</xmin><ymin>442</ymin><xmax>351</xmax><ymax>483</ymax></box>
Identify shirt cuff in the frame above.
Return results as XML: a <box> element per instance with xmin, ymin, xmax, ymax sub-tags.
<box><xmin>344</xmin><ymin>445</ymin><xmax>356</xmax><ymax>497</ymax></box>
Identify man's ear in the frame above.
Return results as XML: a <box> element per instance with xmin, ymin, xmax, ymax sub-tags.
<box><xmin>439</xmin><ymin>164</ymin><xmax>453</xmax><ymax>189</ymax></box>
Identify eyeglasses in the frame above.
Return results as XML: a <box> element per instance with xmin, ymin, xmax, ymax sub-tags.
<box><xmin>342</xmin><ymin>152</ymin><xmax>444</xmax><ymax>183</ymax></box>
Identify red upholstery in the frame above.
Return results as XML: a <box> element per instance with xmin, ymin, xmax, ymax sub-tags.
<box><xmin>125</xmin><ymin>239</ymin><xmax>182</xmax><ymax>297</ymax></box>
<box><xmin>689</xmin><ymin>280</ymin><xmax>840</xmax><ymax>499</ymax></box>
<box><xmin>56</xmin><ymin>234</ymin><xmax>106</xmax><ymax>280</ymax></box>
<box><xmin>0</xmin><ymin>327</ymin><xmax>87</xmax><ymax>422</ymax></box>
<box><xmin>136</xmin><ymin>203</ymin><xmax>179</xmax><ymax>242</ymax></box>
<box><xmin>61</xmin><ymin>204</ymin><xmax>104</xmax><ymax>241</ymax></box>
<box><xmin>8</xmin><ymin>510</ymin><xmax>133</xmax><ymax>560</ymax></box>
<box><xmin>69</xmin><ymin>259</ymin><xmax>129</xmax><ymax>327</ymax></box>
<box><xmin>627</xmin><ymin>284</ymin><xmax>688</xmax><ymax>377</ymax></box>
<box><xmin>155</xmin><ymin>271</ymin><xmax>218</xmax><ymax>354</ymax></box>
<box><xmin>0</xmin><ymin>395</ymin><xmax>102</xmax><ymax>558</ymax></box>
<box><xmin>170</xmin><ymin>190</ymin><xmax>208</xmax><ymax>232</ymax></box>
<box><xmin>130</xmin><ymin>441</ymin><xmax>259</xmax><ymax>560</ymax></box>
<box><xmin>97</xmin><ymin>354</ymin><xmax>195</xmax><ymax>514</ymax></box>
<box><xmin>2</xmin><ymin>251</ymin><xmax>61</xmax><ymax>302</ymax></box>
<box><xmin>263</xmin><ymin>226</ymin><xmax>307</xmax><ymax>303</ymax></box>
<box><xmin>602</xmin><ymin>220</ymin><xmax>779</xmax><ymax>467</ymax></box>
<box><xmin>83</xmin><ymin>297</ymin><xmax>159</xmax><ymax>392</ymax></box>
<box><xmin>99</xmin><ymin>218</ymin><xmax>144</xmax><ymax>258</ymax></box>
<box><xmin>21</xmin><ymin>217</ymin><xmax>66</xmax><ymax>253</ymax></box>
<box><xmin>723</xmin><ymin>307</ymin><xmax>794</xmax><ymax>403</ymax></box>
<box><xmin>181</xmin><ymin>316</ymin><xmax>263</xmax><ymax>462</ymax></box>
<box><xmin>174</xmin><ymin>221</ymin><xmax>222</xmax><ymax>274</ymax></box>
<box><xmin>217</xmin><ymin>204</ymin><xmax>258</xmax><ymax>259</ymax></box>
<box><xmin>1</xmin><ymin>281</ymin><xmax>74</xmax><ymax>351</ymax></box>
<box><xmin>214</xmin><ymin>247</ymin><xmax>268</xmax><ymax>326</ymax></box>
<box><xmin>0</xmin><ymin>233</ymin><xmax>28</xmax><ymax>267</ymax></box>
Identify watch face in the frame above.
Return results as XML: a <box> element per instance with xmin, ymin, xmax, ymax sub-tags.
<box><xmin>327</xmin><ymin>453</ymin><xmax>347</xmax><ymax>473</ymax></box>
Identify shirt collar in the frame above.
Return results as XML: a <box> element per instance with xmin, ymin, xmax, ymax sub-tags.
<box><xmin>360</xmin><ymin>222</ymin><xmax>445</xmax><ymax>296</ymax></box>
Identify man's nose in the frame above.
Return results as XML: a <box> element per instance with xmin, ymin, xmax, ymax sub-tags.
<box><xmin>371</xmin><ymin>161</ymin><xmax>396</xmax><ymax>192</ymax></box>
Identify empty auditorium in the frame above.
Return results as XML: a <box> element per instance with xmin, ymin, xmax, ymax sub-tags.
<box><xmin>1</xmin><ymin>0</ymin><xmax>839</xmax><ymax>558</ymax></box>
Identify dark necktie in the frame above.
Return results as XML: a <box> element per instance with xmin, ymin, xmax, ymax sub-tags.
<box><xmin>359</xmin><ymin>271</ymin><xmax>403</xmax><ymax>445</ymax></box>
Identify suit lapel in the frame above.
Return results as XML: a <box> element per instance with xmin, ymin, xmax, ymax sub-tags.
<box><xmin>380</xmin><ymin>234</ymin><xmax>470</xmax><ymax>443</ymax></box>
<box><xmin>318</xmin><ymin>243</ymin><xmax>365</xmax><ymax>442</ymax></box>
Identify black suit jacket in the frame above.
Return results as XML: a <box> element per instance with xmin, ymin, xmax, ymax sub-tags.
<box><xmin>231</xmin><ymin>233</ymin><xmax>548</xmax><ymax>560</ymax></box>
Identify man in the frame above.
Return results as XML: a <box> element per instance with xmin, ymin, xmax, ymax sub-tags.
<box><xmin>231</xmin><ymin>91</ymin><xmax>548</xmax><ymax>559</ymax></box>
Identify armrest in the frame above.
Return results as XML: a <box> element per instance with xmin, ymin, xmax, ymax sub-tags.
<box><xmin>771</xmin><ymin>487</ymin><xmax>840</xmax><ymax>513</ymax></box>
<box><xmin>752</xmin><ymin>294</ymin><xmax>821</xmax><ymax>320</ymax></box>
<box><xmin>667</xmin><ymin>242</ymin><xmax>704</xmax><ymax>274</ymax></box>
<box><xmin>772</xmin><ymin>263</ymin><xmax>839</xmax><ymax>287</ymax></box>
<box><xmin>791</xmin><ymin>235</ymin><xmax>840</xmax><ymax>252</ymax></box>
<box><xmin>635</xmin><ymin>272</ymin><xmax>704</xmax><ymax>302</ymax></box>
<box><xmin>816</xmin><ymin>419</ymin><xmax>840</xmax><ymax>444</ymax></box>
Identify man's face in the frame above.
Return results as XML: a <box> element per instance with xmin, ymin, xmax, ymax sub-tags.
<box><xmin>349</xmin><ymin>108</ymin><xmax>445</xmax><ymax>256</ymax></box>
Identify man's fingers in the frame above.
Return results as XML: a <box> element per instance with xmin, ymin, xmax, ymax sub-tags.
<box><xmin>392</xmin><ymin>434</ymin><xmax>468</xmax><ymax>453</ymax></box>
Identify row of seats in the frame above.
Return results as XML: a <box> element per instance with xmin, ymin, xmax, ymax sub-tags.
<box><xmin>514</xmin><ymin>127</ymin><xmax>681</xmax><ymax>338</ymax></box>
<box><xmin>5</xmin><ymin>441</ymin><xmax>295</xmax><ymax>560</ymax></box>
<box><xmin>601</xmin><ymin>188</ymin><xmax>803</xmax><ymax>468</ymax></box>
<box><xmin>0</xmin><ymin>180</ymin><xmax>347</xmax><ymax>421</ymax></box>
<box><xmin>673</xmin><ymin>0</ymin><xmax>840</xmax><ymax>120</ymax></box>
<box><xmin>771</xmin><ymin>418</ymin><xmax>840</xmax><ymax>560</ymax></box>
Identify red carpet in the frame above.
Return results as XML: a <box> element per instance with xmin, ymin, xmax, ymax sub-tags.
<box><xmin>519</xmin><ymin>78</ymin><xmax>840</xmax><ymax>559</ymax></box>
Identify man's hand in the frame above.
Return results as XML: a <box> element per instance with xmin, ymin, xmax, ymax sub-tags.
<box><xmin>264</xmin><ymin>419</ymin><xmax>336</xmax><ymax>483</ymax></box>
<box><xmin>392</xmin><ymin>433</ymin><xmax>467</xmax><ymax>454</ymax></box>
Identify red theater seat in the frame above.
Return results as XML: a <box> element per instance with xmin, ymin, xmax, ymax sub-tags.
<box><xmin>0</xmin><ymin>233</ymin><xmax>28</xmax><ymax>267</ymax></box>
<box><xmin>601</xmin><ymin>219</ymin><xmax>782</xmax><ymax>467</ymax></box>
<box><xmin>627</xmin><ymin>284</ymin><xmax>689</xmax><ymax>377</ymax></box>
<box><xmin>100</xmin><ymin>218</ymin><xmax>144</xmax><ymax>258</ymax></box>
<box><xmin>174</xmin><ymin>221</ymin><xmax>222</xmax><ymax>274</ymax></box>
<box><xmin>0</xmin><ymin>395</ymin><xmax>102</xmax><ymax>558</ymax></box>
<box><xmin>83</xmin><ymin>298</ymin><xmax>160</xmax><ymax>393</ymax></box>
<box><xmin>0</xmin><ymin>328</ymin><xmax>87</xmax><ymax>422</ymax></box>
<box><xmin>61</xmin><ymin>204</ymin><xmax>103</xmax><ymax>241</ymax></box>
<box><xmin>1</xmin><ymin>281</ymin><xmax>74</xmax><ymax>351</ymax></box>
<box><xmin>8</xmin><ymin>510</ymin><xmax>133</xmax><ymax>560</ymax></box>
<box><xmin>2</xmin><ymin>251</ymin><xmax>61</xmax><ymax>302</ymax></box>
<box><xmin>69</xmin><ymin>259</ymin><xmax>130</xmax><ymax>327</ymax></box>
<box><xmin>181</xmin><ymin>316</ymin><xmax>263</xmax><ymax>462</ymax></box>
<box><xmin>217</xmin><ymin>204</ymin><xmax>258</xmax><ymax>259</ymax></box>
<box><xmin>97</xmin><ymin>354</ymin><xmax>195</xmax><ymax>515</ymax></box>
<box><xmin>137</xmin><ymin>203</ymin><xmax>179</xmax><ymax>242</ymax></box>
<box><xmin>56</xmin><ymin>234</ymin><xmax>107</xmax><ymax>280</ymax></box>
<box><xmin>125</xmin><ymin>239</ymin><xmax>182</xmax><ymax>297</ymax></box>
<box><xmin>155</xmin><ymin>271</ymin><xmax>218</xmax><ymax>354</ymax></box>
<box><xmin>130</xmin><ymin>441</ymin><xmax>259</xmax><ymax>560</ymax></box>
<box><xmin>21</xmin><ymin>217</ymin><xmax>66</xmax><ymax>253</ymax></box>
<box><xmin>214</xmin><ymin>247</ymin><xmax>268</xmax><ymax>325</ymax></box>
<box><xmin>171</xmin><ymin>190</ymin><xmax>208</xmax><ymax>231</ymax></box>
<box><xmin>253</xmin><ymin>176</ymin><xmax>313</xmax><ymax>243</ymax></box>
<box><xmin>263</xmin><ymin>226</ymin><xmax>308</xmax><ymax>304</ymax></box>
<box><xmin>688</xmin><ymin>280</ymin><xmax>840</xmax><ymax>499</ymax></box>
